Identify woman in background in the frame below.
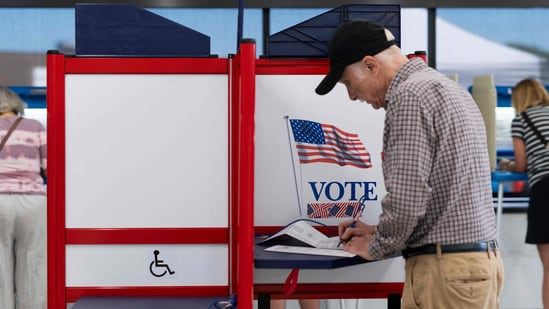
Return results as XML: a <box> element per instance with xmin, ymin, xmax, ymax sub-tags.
<box><xmin>499</xmin><ymin>78</ymin><xmax>549</xmax><ymax>308</ymax></box>
<box><xmin>0</xmin><ymin>86</ymin><xmax>47</xmax><ymax>309</ymax></box>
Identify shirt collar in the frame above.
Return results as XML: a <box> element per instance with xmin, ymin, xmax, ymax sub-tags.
<box><xmin>385</xmin><ymin>58</ymin><xmax>428</xmax><ymax>106</ymax></box>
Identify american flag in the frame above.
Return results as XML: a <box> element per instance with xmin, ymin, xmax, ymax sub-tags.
<box><xmin>308</xmin><ymin>202</ymin><xmax>361</xmax><ymax>218</ymax></box>
<box><xmin>289</xmin><ymin>119</ymin><xmax>372</xmax><ymax>169</ymax></box>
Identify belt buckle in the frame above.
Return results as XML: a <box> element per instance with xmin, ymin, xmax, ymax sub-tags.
<box><xmin>402</xmin><ymin>249</ymin><xmax>409</xmax><ymax>259</ymax></box>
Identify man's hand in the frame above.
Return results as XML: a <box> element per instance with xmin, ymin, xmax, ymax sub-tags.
<box><xmin>337</xmin><ymin>220</ymin><xmax>376</xmax><ymax>260</ymax></box>
<box><xmin>343</xmin><ymin>234</ymin><xmax>375</xmax><ymax>260</ymax></box>
<box><xmin>498</xmin><ymin>158</ymin><xmax>515</xmax><ymax>171</ymax></box>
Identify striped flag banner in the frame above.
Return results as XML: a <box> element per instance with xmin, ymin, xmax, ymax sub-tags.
<box><xmin>289</xmin><ymin>119</ymin><xmax>372</xmax><ymax>169</ymax></box>
<box><xmin>307</xmin><ymin>201</ymin><xmax>361</xmax><ymax>218</ymax></box>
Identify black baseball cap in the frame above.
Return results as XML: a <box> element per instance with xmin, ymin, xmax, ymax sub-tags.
<box><xmin>315</xmin><ymin>20</ymin><xmax>396</xmax><ymax>95</ymax></box>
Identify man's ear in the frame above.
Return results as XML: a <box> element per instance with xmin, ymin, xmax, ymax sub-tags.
<box><xmin>360</xmin><ymin>56</ymin><xmax>378</xmax><ymax>74</ymax></box>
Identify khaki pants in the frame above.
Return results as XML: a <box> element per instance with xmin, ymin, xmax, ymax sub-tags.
<box><xmin>0</xmin><ymin>194</ymin><xmax>46</xmax><ymax>309</ymax></box>
<box><xmin>402</xmin><ymin>247</ymin><xmax>504</xmax><ymax>309</ymax></box>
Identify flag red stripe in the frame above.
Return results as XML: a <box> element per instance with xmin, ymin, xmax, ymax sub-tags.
<box><xmin>297</xmin><ymin>152</ymin><xmax>371</xmax><ymax>162</ymax></box>
<box><xmin>324</xmin><ymin>139</ymin><xmax>365</xmax><ymax>148</ymax></box>
<box><xmin>298</xmin><ymin>154</ymin><xmax>371</xmax><ymax>166</ymax></box>
<box><xmin>335</xmin><ymin>206</ymin><xmax>346</xmax><ymax>217</ymax></box>
<box><xmin>298</xmin><ymin>152</ymin><xmax>372</xmax><ymax>166</ymax></box>
<box><xmin>296</xmin><ymin>144</ymin><xmax>369</xmax><ymax>155</ymax></box>
<box><xmin>324</xmin><ymin>132</ymin><xmax>361</xmax><ymax>141</ymax></box>
<box><xmin>324</xmin><ymin>134</ymin><xmax>362</xmax><ymax>144</ymax></box>
<box><xmin>296</xmin><ymin>147</ymin><xmax>371</xmax><ymax>160</ymax></box>
<box><xmin>299</xmin><ymin>158</ymin><xmax>372</xmax><ymax>168</ymax></box>
<box><xmin>324</xmin><ymin>131</ymin><xmax>362</xmax><ymax>141</ymax></box>
<box><xmin>321</xmin><ymin>124</ymin><xmax>358</xmax><ymax>138</ymax></box>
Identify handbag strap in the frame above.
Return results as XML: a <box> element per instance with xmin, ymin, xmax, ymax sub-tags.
<box><xmin>521</xmin><ymin>111</ymin><xmax>548</xmax><ymax>146</ymax></box>
<box><xmin>0</xmin><ymin>117</ymin><xmax>23</xmax><ymax>152</ymax></box>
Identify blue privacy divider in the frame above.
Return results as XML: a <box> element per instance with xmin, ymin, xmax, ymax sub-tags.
<box><xmin>75</xmin><ymin>4</ymin><xmax>211</xmax><ymax>57</ymax></box>
<box><xmin>9</xmin><ymin>86</ymin><xmax>46</xmax><ymax>109</ymax></box>
<box><xmin>266</xmin><ymin>4</ymin><xmax>400</xmax><ymax>58</ymax></box>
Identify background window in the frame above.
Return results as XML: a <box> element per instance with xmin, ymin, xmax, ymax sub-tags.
<box><xmin>152</xmin><ymin>8</ymin><xmax>262</xmax><ymax>57</ymax></box>
<box><xmin>0</xmin><ymin>8</ymin><xmax>262</xmax><ymax>86</ymax></box>
<box><xmin>0</xmin><ymin>8</ymin><xmax>73</xmax><ymax>86</ymax></box>
<box><xmin>437</xmin><ymin>8</ymin><xmax>549</xmax><ymax>88</ymax></box>
<box><xmin>437</xmin><ymin>8</ymin><xmax>549</xmax><ymax>153</ymax></box>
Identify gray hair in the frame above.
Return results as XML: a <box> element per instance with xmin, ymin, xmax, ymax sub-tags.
<box><xmin>374</xmin><ymin>29</ymin><xmax>402</xmax><ymax>60</ymax></box>
<box><xmin>384</xmin><ymin>28</ymin><xmax>395</xmax><ymax>41</ymax></box>
<box><xmin>0</xmin><ymin>86</ymin><xmax>26</xmax><ymax>115</ymax></box>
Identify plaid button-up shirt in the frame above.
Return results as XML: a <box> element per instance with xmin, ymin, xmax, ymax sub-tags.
<box><xmin>369</xmin><ymin>59</ymin><xmax>498</xmax><ymax>260</ymax></box>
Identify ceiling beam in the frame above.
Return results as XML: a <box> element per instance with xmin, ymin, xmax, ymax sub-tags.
<box><xmin>2</xmin><ymin>0</ymin><xmax>549</xmax><ymax>8</ymax></box>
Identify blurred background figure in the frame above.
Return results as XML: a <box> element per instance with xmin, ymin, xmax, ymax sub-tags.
<box><xmin>499</xmin><ymin>78</ymin><xmax>549</xmax><ymax>308</ymax></box>
<box><xmin>0</xmin><ymin>86</ymin><xmax>47</xmax><ymax>309</ymax></box>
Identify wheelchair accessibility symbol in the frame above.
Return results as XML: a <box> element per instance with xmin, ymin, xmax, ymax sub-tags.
<box><xmin>149</xmin><ymin>250</ymin><xmax>175</xmax><ymax>277</ymax></box>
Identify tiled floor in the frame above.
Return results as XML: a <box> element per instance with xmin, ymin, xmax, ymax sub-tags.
<box><xmin>277</xmin><ymin>213</ymin><xmax>543</xmax><ymax>309</ymax></box>
<box><xmin>499</xmin><ymin>213</ymin><xmax>542</xmax><ymax>309</ymax></box>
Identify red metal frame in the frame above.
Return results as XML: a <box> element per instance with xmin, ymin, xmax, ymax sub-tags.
<box><xmin>235</xmin><ymin>41</ymin><xmax>256</xmax><ymax>309</ymax></box>
<box><xmin>255</xmin><ymin>283</ymin><xmax>403</xmax><ymax>299</ymax></box>
<box><xmin>47</xmin><ymin>51</ymin><xmax>67</xmax><ymax>309</ymax></box>
<box><xmin>255</xmin><ymin>58</ymin><xmax>329</xmax><ymax>75</ymax></box>
<box><xmin>66</xmin><ymin>228</ymin><xmax>228</xmax><ymax>244</ymax></box>
<box><xmin>64</xmin><ymin>57</ymin><xmax>227</xmax><ymax>74</ymax></box>
<box><xmin>229</xmin><ymin>54</ymin><xmax>240</xmax><ymax>296</ymax></box>
<box><xmin>46</xmin><ymin>55</ymin><xmax>233</xmax><ymax>307</ymax></box>
<box><xmin>66</xmin><ymin>286</ymin><xmax>229</xmax><ymax>302</ymax></box>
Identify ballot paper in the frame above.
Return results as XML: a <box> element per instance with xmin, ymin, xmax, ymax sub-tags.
<box><xmin>265</xmin><ymin>245</ymin><xmax>356</xmax><ymax>257</ymax></box>
<box><xmin>258</xmin><ymin>220</ymin><xmax>355</xmax><ymax>257</ymax></box>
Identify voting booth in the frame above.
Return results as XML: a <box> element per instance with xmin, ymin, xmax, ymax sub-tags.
<box><xmin>256</xmin><ymin>5</ymin><xmax>405</xmax><ymax>304</ymax></box>
<box><xmin>47</xmin><ymin>52</ymin><xmax>404</xmax><ymax>309</ymax></box>
<box><xmin>46</xmin><ymin>4</ymin><xmax>404</xmax><ymax>309</ymax></box>
<box><xmin>46</xmin><ymin>53</ymin><xmax>238</xmax><ymax>308</ymax></box>
<box><xmin>252</xmin><ymin>59</ymin><xmax>404</xmax><ymax>305</ymax></box>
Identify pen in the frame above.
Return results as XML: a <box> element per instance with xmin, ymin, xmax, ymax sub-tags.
<box><xmin>337</xmin><ymin>195</ymin><xmax>367</xmax><ymax>248</ymax></box>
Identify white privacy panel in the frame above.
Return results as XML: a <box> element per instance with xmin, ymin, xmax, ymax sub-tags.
<box><xmin>65</xmin><ymin>74</ymin><xmax>228</xmax><ymax>228</ymax></box>
<box><xmin>255</xmin><ymin>75</ymin><xmax>386</xmax><ymax>227</ymax></box>
<box><xmin>254</xmin><ymin>75</ymin><xmax>403</xmax><ymax>284</ymax></box>
<box><xmin>66</xmin><ymin>244</ymin><xmax>228</xmax><ymax>286</ymax></box>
